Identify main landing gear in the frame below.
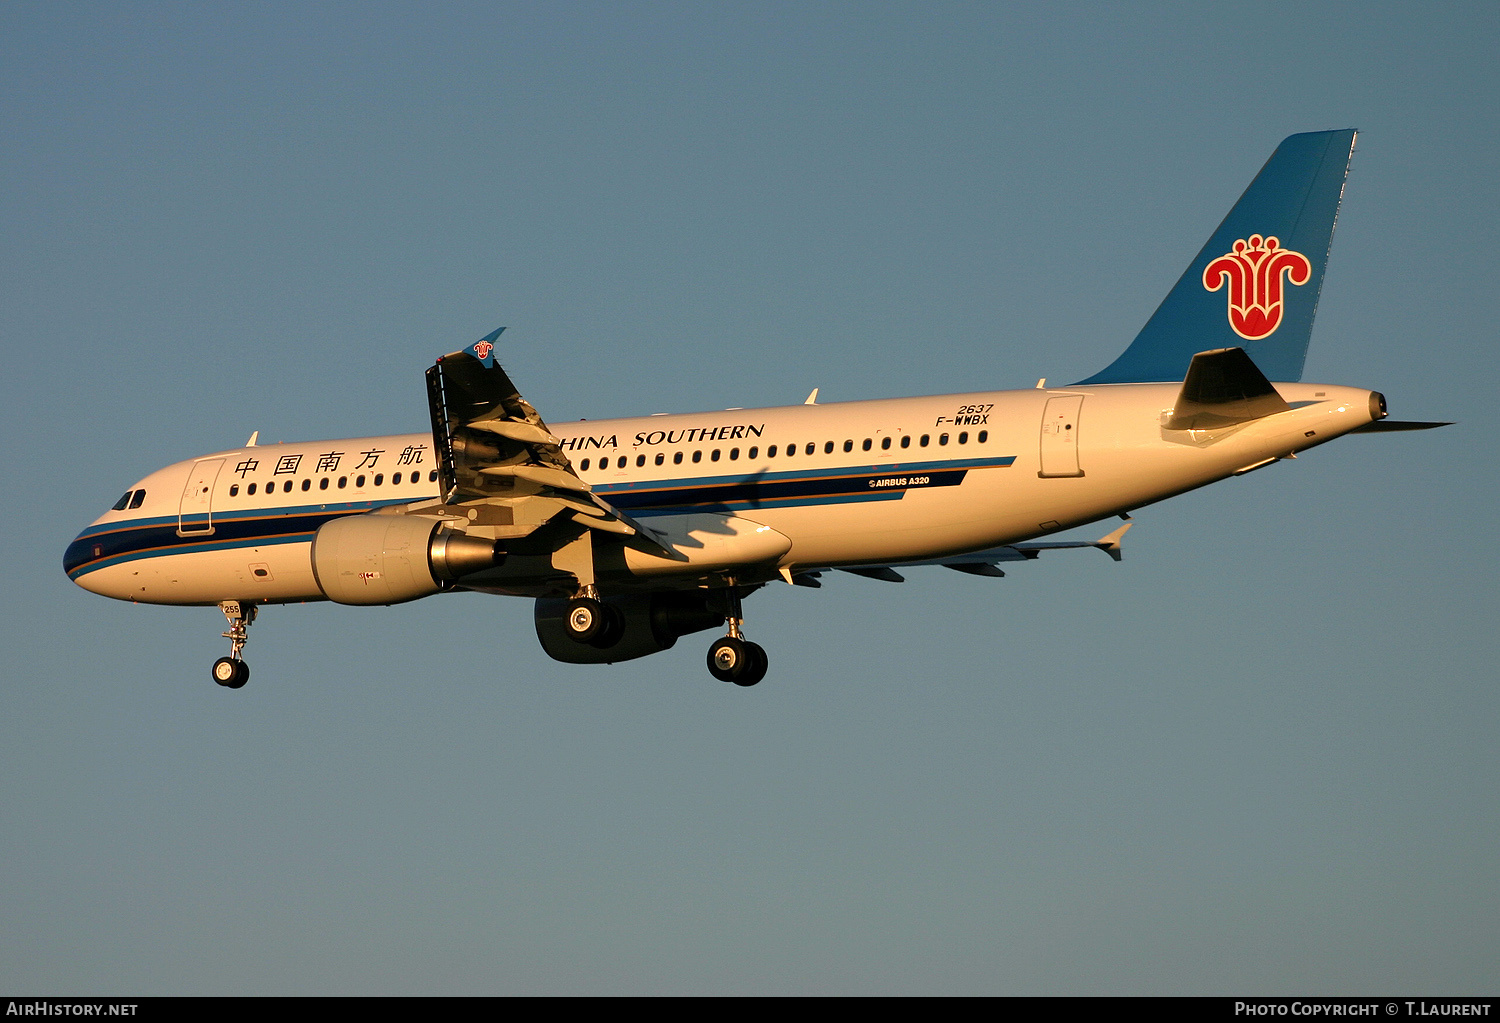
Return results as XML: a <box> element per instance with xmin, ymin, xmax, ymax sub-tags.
<box><xmin>707</xmin><ymin>579</ymin><xmax>767</xmax><ymax>687</ymax></box>
<box><xmin>213</xmin><ymin>600</ymin><xmax>256</xmax><ymax>689</ymax></box>
<box><xmin>563</xmin><ymin>585</ymin><xmax>625</xmax><ymax>648</ymax></box>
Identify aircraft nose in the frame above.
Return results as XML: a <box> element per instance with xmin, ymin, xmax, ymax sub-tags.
<box><xmin>63</xmin><ymin>528</ymin><xmax>113</xmax><ymax>594</ymax></box>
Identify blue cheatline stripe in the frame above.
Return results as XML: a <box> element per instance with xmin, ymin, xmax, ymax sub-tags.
<box><xmin>629</xmin><ymin>490</ymin><xmax>906</xmax><ymax>517</ymax></box>
<box><xmin>593</xmin><ymin>455</ymin><xmax>1015</xmax><ymax>495</ymax></box>
<box><xmin>64</xmin><ymin>499</ymin><xmax>413</xmax><ymax>580</ymax></box>
<box><xmin>67</xmin><ymin>456</ymin><xmax>1016</xmax><ymax>578</ymax></box>
<box><xmin>596</xmin><ymin>455</ymin><xmax>1015</xmax><ymax>513</ymax></box>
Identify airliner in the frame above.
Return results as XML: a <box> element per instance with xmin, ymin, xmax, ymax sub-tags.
<box><xmin>64</xmin><ymin>130</ymin><xmax>1445</xmax><ymax>689</ymax></box>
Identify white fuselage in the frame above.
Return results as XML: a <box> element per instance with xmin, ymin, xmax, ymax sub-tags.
<box><xmin>65</xmin><ymin>380</ymin><xmax>1379</xmax><ymax>606</ymax></box>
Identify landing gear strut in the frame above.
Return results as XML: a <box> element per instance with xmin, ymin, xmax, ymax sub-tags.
<box><xmin>213</xmin><ymin>600</ymin><xmax>255</xmax><ymax>689</ymax></box>
<box><xmin>707</xmin><ymin>579</ymin><xmax>767</xmax><ymax>686</ymax></box>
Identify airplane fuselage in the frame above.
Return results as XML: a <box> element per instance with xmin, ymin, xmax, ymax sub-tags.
<box><xmin>66</xmin><ymin>379</ymin><xmax>1381</xmax><ymax>607</ymax></box>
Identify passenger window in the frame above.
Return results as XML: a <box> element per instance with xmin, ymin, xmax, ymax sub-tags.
<box><xmin>939</xmin><ymin>433</ymin><xmax>949</xmax><ymax>446</ymax></box>
<box><xmin>806</xmin><ymin>442</ymin><xmax>815</xmax><ymax>455</ymax></box>
<box><xmin>248</xmin><ymin>483</ymin><xmax>258</xmax><ymax>496</ymax></box>
<box><xmin>580</xmin><ymin>458</ymin><xmax>590</xmax><ymax>472</ymax></box>
<box><xmin>843</xmin><ymin>440</ymin><xmax>853</xmax><ymax>453</ymax></box>
<box><xmin>428</xmin><ymin>470</ymin><xmax>437</xmax><ymax>482</ymax></box>
<box><xmin>636</xmin><ymin>454</ymin><xmax>645</xmax><ymax>467</ymax></box>
<box><xmin>881</xmin><ymin>437</ymin><xmax>891</xmax><ymax>450</ymax></box>
<box><xmin>112</xmin><ymin>491</ymin><xmax>133</xmax><ymax>511</ymax></box>
<box><xmin>729</xmin><ymin>448</ymin><xmax>739</xmax><ymax>460</ymax></box>
<box><xmin>823</xmin><ymin>441</ymin><xmax>833</xmax><ymax>454</ymax></box>
<box><xmin>920</xmin><ymin>435</ymin><xmax>930</xmax><ymax>447</ymax></box>
<box><xmin>356</xmin><ymin>475</ymin><xmax>366</xmax><ymax>487</ymax></box>
<box><xmin>901</xmin><ymin>436</ymin><xmax>911</xmax><ymax>449</ymax></box>
<box><xmin>978</xmin><ymin>430</ymin><xmax>988</xmax><ymax>443</ymax></box>
<box><xmin>616</xmin><ymin>456</ymin><xmax>626</xmax><ymax>469</ymax></box>
<box><xmin>374</xmin><ymin>474</ymin><xmax>384</xmax><ymax>485</ymax></box>
<box><xmin>655</xmin><ymin>453</ymin><xmax>665</xmax><ymax>466</ymax></box>
<box><xmin>674</xmin><ymin>451</ymin><xmax>683</xmax><ymax>464</ymax></box>
<box><xmin>785</xmin><ymin>444</ymin><xmax>795</xmax><ymax>458</ymax></box>
<box><xmin>711</xmin><ymin>449</ymin><xmax>721</xmax><ymax>462</ymax></box>
<box><xmin>230</xmin><ymin>484</ymin><xmax>240</xmax><ymax>496</ymax></box>
<box><xmin>768</xmin><ymin>445</ymin><xmax>778</xmax><ymax>457</ymax></box>
<box><xmin>392</xmin><ymin>472</ymin><xmax>401</xmax><ymax>485</ymax></box>
<box><xmin>747</xmin><ymin>446</ymin><xmax>757</xmax><ymax>459</ymax></box>
<box><xmin>286</xmin><ymin>480</ymin><xmax>296</xmax><ymax>493</ymax></box>
<box><xmin>958</xmin><ymin>432</ymin><xmax>968</xmax><ymax>444</ymax></box>
<box><xmin>692</xmin><ymin>451</ymin><xmax>702</xmax><ymax>463</ymax></box>
<box><xmin>862</xmin><ymin>438</ymin><xmax>872</xmax><ymax>451</ymax></box>
<box><xmin>320</xmin><ymin>478</ymin><xmax>330</xmax><ymax>490</ymax></box>
<box><xmin>338</xmin><ymin>476</ymin><xmax>348</xmax><ymax>488</ymax></box>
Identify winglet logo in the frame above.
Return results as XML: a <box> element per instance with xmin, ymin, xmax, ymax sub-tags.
<box><xmin>1203</xmin><ymin>235</ymin><xmax>1312</xmax><ymax>340</ymax></box>
<box><xmin>471</xmin><ymin>340</ymin><xmax>495</xmax><ymax>362</ymax></box>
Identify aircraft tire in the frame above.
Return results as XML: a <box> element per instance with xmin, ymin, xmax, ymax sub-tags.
<box><xmin>213</xmin><ymin>657</ymin><xmax>249</xmax><ymax>689</ymax></box>
<box><xmin>589</xmin><ymin>603</ymin><xmax>626</xmax><ymax>649</ymax></box>
<box><xmin>734</xmin><ymin>642</ymin><xmax>768</xmax><ymax>687</ymax></box>
<box><xmin>707</xmin><ymin>637</ymin><xmax>749</xmax><ymax>683</ymax></box>
<box><xmin>565</xmin><ymin>597</ymin><xmax>607</xmax><ymax>644</ymax></box>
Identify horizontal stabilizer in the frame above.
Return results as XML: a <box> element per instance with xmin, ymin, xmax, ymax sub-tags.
<box><xmin>1165</xmin><ymin>348</ymin><xmax>1289</xmax><ymax>431</ymax></box>
<box><xmin>1350</xmin><ymin>420</ymin><xmax>1453</xmax><ymax>433</ymax></box>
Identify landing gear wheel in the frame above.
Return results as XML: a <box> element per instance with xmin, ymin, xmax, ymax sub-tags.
<box><xmin>590</xmin><ymin>602</ymin><xmax>625</xmax><ymax>649</ymax></box>
<box><xmin>565</xmin><ymin>597</ymin><xmax>607</xmax><ymax>644</ymax></box>
<box><xmin>709</xmin><ymin>636</ymin><xmax>766</xmax><ymax>685</ymax></box>
<box><xmin>736</xmin><ymin>641</ymin><xmax>768</xmax><ymax>687</ymax></box>
<box><xmin>213</xmin><ymin>657</ymin><xmax>249</xmax><ymax>689</ymax></box>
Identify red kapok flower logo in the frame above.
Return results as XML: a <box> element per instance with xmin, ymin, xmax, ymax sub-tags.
<box><xmin>1202</xmin><ymin>235</ymin><xmax>1312</xmax><ymax>341</ymax></box>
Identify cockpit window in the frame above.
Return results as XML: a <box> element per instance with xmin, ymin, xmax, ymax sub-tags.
<box><xmin>112</xmin><ymin>491</ymin><xmax>133</xmax><ymax>511</ymax></box>
<box><xmin>128</xmin><ymin>490</ymin><xmax>146</xmax><ymax>509</ymax></box>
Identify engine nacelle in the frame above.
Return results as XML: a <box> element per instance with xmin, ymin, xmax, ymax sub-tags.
<box><xmin>534</xmin><ymin>591</ymin><xmax>726</xmax><ymax>664</ymax></box>
<box><xmin>311</xmin><ymin>513</ymin><xmax>501</xmax><ymax>605</ymax></box>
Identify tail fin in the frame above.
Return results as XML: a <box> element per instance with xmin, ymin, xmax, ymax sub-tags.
<box><xmin>1077</xmin><ymin>130</ymin><xmax>1357</xmax><ymax>385</ymax></box>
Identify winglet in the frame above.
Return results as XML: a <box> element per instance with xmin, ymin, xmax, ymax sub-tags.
<box><xmin>1094</xmin><ymin>522</ymin><xmax>1131</xmax><ymax>562</ymax></box>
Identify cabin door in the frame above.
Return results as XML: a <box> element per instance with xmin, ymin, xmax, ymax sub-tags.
<box><xmin>178</xmin><ymin>458</ymin><xmax>224</xmax><ymax>535</ymax></box>
<box><xmin>1038</xmin><ymin>396</ymin><xmax>1085</xmax><ymax>478</ymax></box>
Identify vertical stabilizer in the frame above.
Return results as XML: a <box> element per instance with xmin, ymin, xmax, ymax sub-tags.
<box><xmin>1077</xmin><ymin>130</ymin><xmax>1356</xmax><ymax>385</ymax></box>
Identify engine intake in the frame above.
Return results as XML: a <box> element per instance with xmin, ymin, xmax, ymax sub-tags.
<box><xmin>312</xmin><ymin>513</ymin><xmax>501</xmax><ymax>605</ymax></box>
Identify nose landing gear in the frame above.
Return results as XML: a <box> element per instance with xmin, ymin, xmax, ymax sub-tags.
<box><xmin>213</xmin><ymin>601</ymin><xmax>256</xmax><ymax>689</ymax></box>
<box><xmin>706</xmin><ymin>579</ymin><xmax>767</xmax><ymax>686</ymax></box>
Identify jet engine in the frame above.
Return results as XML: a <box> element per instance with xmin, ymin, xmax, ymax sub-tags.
<box><xmin>311</xmin><ymin>513</ymin><xmax>501</xmax><ymax>605</ymax></box>
<box><xmin>534</xmin><ymin>591</ymin><xmax>727</xmax><ymax>664</ymax></box>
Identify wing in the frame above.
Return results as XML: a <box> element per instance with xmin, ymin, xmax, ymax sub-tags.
<box><xmin>822</xmin><ymin>522</ymin><xmax>1133</xmax><ymax>583</ymax></box>
<box><xmin>424</xmin><ymin>328</ymin><xmax>675</xmax><ymax>557</ymax></box>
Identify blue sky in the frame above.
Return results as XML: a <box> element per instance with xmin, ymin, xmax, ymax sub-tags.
<box><xmin>3</xmin><ymin>1</ymin><xmax>1496</xmax><ymax>994</ymax></box>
